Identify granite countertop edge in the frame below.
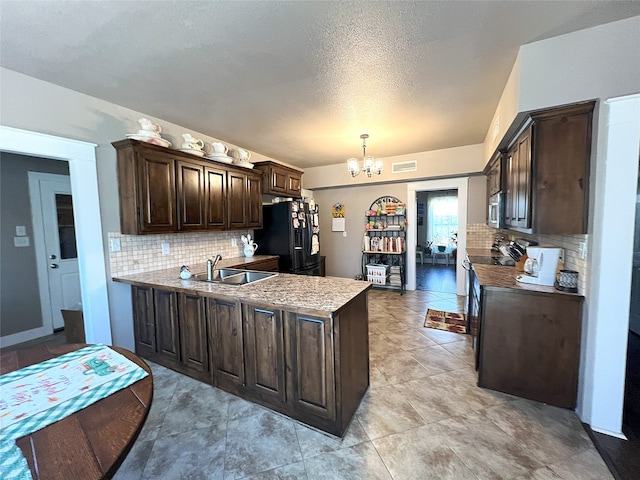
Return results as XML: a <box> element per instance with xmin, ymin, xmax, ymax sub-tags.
<box><xmin>472</xmin><ymin>263</ymin><xmax>584</xmax><ymax>298</ymax></box>
<box><xmin>113</xmin><ymin>256</ymin><xmax>371</xmax><ymax>315</ymax></box>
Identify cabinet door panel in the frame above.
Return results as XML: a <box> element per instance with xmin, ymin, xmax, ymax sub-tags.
<box><xmin>228</xmin><ymin>172</ymin><xmax>247</xmax><ymax>228</ymax></box>
<box><xmin>206</xmin><ymin>167</ymin><xmax>227</xmax><ymax>228</ymax></box>
<box><xmin>286</xmin><ymin>312</ymin><xmax>335</xmax><ymax>420</ymax></box>
<box><xmin>243</xmin><ymin>305</ymin><xmax>286</xmax><ymax>402</ymax></box>
<box><xmin>138</xmin><ymin>153</ymin><xmax>176</xmax><ymax>232</ymax></box>
<box><xmin>177</xmin><ymin>160</ymin><xmax>206</xmax><ymax>230</ymax></box>
<box><xmin>179</xmin><ymin>293</ymin><xmax>210</xmax><ymax>377</ymax></box>
<box><xmin>505</xmin><ymin>150</ymin><xmax>516</xmax><ymax>224</ymax></box>
<box><xmin>154</xmin><ymin>289</ymin><xmax>180</xmax><ymax>363</ymax></box>
<box><xmin>208</xmin><ymin>298</ymin><xmax>244</xmax><ymax>389</ymax></box>
<box><xmin>132</xmin><ymin>286</ymin><xmax>155</xmax><ymax>357</ymax></box>
<box><xmin>247</xmin><ymin>174</ymin><xmax>263</xmax><ymax>228</ymax></box>
<box><xmin>515</xmin><ymin>130</ymin><xmax>531</xmax><ymax>227</ymax></box>
<box><xmin>287</xmin><ymin>174</ymin><xmax>301</xmax><ymax>196</ymax></box>
<box><xmin>533</xmin><ymin>112</ymin><xmax>591</xmax><ymax>233</ymax></box>
<box><xmin>271</xmin><ymin>168</ymin><xmax>288</xmax><ymax>193</ymax></box>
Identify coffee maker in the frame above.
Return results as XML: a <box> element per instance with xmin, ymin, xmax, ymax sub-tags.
<box><xmin>516</xmin><ymin>246</ymin><xmax>561</xmax><ymax>286</ymax></box>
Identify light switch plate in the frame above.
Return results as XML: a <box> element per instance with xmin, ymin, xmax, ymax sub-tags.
<box><xmin>578</xmin><ymin>242</ymin><xmax>587</xmax><ymax>259</ymax></box>
<box><xmin>161</xmin><ymin>242</ymin><xmax>170</xmax><ymax>255</ymax></box>
<box><xmin>15</xmin><ymin>225</ymin><xmax>27</xmax><ymax>236</ymax></box>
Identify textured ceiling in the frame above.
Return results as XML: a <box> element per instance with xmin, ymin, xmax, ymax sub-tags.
<box><xmin>1</xmin><ymin>1</ymin><xmax>638</xmax><ymax>168</ymax></box>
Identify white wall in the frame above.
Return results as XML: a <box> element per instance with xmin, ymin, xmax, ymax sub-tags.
<box><xmin>313</xmin><ymin>183</ymin><xmax>407</xmax><ymax>279</ymax></box>
<box><xmin>583</xmin><ymin>94</ymin><xmax>639</xmax><ymax>437</ymax></box>
<box><xmin>0</xmin><ymin>67</ymin><xmax>283</xmax><ymax>349</ymax></box>
<box><xmin>483</xmin><ymin>53</ymin><xmax>522</xmax><ymax>164</ymax></box>
<box><xmin>312</xmin><ymin>174</ymin><xmax>484</xmax><ymax>289</ymax></box>
<box><xmin>519</xmin><ymin>16</ymin><xmax>640</xmax><ymax>113</ymax></box>
<box><xmin>304</xmin><ymin>144</ymin><xmax>485</xmax><ymax>190</ymax></box>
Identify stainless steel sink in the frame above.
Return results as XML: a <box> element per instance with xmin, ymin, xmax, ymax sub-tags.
<box><xmin>191</xmin><ymin>268</ymin><xmax>276</xmax><ymax>285</ymax></box>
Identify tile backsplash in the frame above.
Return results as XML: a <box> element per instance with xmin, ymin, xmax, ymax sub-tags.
<box><xmin>108</xmin><ymin>231</ymin><xmax>250</xmax><ymax>277</ymax></box>
<box><xmin>466</xmin><ymin>223</ymin><xmax>496</xmax><ymax>249</ymax></box>
<box><xmin>466</xmin><ymin>223</ymin><xmax>589</xmax><ymax>295</ymax></box>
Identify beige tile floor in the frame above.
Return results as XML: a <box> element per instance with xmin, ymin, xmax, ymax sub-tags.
<box><xmin>114</xmin><ymin>289</ymin><xmax>612</xmax><ymax>480</ymax></box>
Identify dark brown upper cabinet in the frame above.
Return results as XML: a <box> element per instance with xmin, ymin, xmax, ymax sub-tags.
<box><xmin>254</xmin><ymin>161</ymin><xmax>303</xmax><ymax>197</ymax></box>
<box><xmin>177</xmin><ymin>159</ymin><xmax>206</xmax><ymax>231</ymax></box>
<box><xmin>495</xmin><ymin>100</ymin><xmax>594</xmax><ymax>234</ymax></box>
<box><xmin>113</xmin><ymin>139</ymin><xmax>263</xmax><ymax>234</ymax></box>
<box><xmin>484</xmin><ymin>151</ymin><xmax>503</xmax><ymax>197</ymax></box>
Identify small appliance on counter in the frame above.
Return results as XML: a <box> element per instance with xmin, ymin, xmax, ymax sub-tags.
<box><xmin>556</xmin><ymin>269</ymin><xmax>579</xmax><ymax>293</ymax></box>
<box><xmin>516</xmin><ymin>246</ymin><xmax>561</xmax><ymax>286</ymax></box>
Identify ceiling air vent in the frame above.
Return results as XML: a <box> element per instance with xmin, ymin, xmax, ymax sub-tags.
<box><xmin>391</xmin><ymin>160</ymin><xmax>417</xmax><ymax>174</ymax></box>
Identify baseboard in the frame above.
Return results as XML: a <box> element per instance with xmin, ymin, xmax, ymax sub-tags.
<box><xmin>591</xmin><ymin>425</ymin><xmax>627</xmax><ymax>440</ymax></box>
<box><xmin>0</xmin><ymin>325</ymin><xmax>52</xmax><ymax>348</ymax></box>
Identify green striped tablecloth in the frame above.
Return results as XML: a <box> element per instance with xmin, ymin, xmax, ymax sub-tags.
<box><xmin>0</xmin><ymin>344</ymin><xmax>148</xmax><ymax>480</ymax></box>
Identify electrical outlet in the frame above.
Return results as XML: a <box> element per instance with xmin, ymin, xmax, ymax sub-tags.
<box><xmin>231</xmin><ymin>238</ymin><xmax>238</xmax><ymax>247</ymax></box>
<box><xmin>578</xmin><ymin>242</ymin><xmax>587</xmax><ymax>259</ymax></box>
<box><xmin>110</xmin><ymin>238</ymin><xmax>121</xmax><ymax>252</ymax></box>
<box><xmin>14</xmin><ymin>236</ymin><xmax>30</xmax><ymax>247</ymax></box>
<box><xmin>161</xmin><ymin>242</ymin><xmax>170</xmax><ymax>255</ymax></box>
<box><xmin>343</xmin><ymin>231</ymin><xmax>347</xmax><ymax>237</ymax></box>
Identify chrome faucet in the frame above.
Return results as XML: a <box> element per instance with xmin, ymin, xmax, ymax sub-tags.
<box><xmin>207</xmin><ymin>254</ymin><xmax>222</xmax><ymax>281</ymax></box>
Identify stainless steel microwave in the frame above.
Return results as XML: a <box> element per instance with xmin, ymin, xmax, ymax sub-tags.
<box><xmin>488</xmin><ymin>192</ymin><xmax>504</xmax><ymax>229</ymax></box>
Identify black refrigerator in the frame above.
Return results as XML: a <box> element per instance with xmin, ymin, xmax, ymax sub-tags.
<box><xmin>254</xmin><ymin>200</ymin><xmax>322</xmax><ymax>276</ymax></box>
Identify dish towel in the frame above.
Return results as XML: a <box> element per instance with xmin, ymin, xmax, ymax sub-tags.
<box><xmin>0</xmin><ymin>344</ymin><xmax>148</xmax><ymax>480</ymax></box>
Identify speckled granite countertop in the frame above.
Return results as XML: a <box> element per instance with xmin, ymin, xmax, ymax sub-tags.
<box><xmin>112</xmin><ymin>256</ymin><xmax>371</xmax><ymax>316</ymax></box>
<box><xmin>472</xmin><ymin>263</ymin><xmax>583</xmax><ymax>297</ymax></box>
<box><xmin>466</xmin><ymin>248</ymin><xmax>496</xmax><ymax>258</ymax></box>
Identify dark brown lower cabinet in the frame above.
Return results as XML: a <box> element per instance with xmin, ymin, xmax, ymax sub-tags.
<box><xmin>131</xmin><ymin>285</ymin><xmax>156</xmax><ymax>357</ymax></box>
<box><xmin>178</xmin><ymin>292</ymin><xmax>211</xmax><ymax>382</ymax></box>
<box><xmin>130</xmin><ymin>285</ymin><xmax>370</xmax><ymax>436</ymax></box>
<box><xmin>285</xmin><ymin>311</ymin><xmax>336</xmax><ymax>423</ymax></box>
<box><xmin>154</xmin><ymin>289</ymin><xmax>180</xmax><ymax>365</ymax></box>
<box><xmin>208</xmin><ymin>297</ymin><xmax>245</xmax><ymax>392</ymax></box>
<box><xmin>478</xmin><ymin>288</ymin><xmax>583</xmax><ymax>409</ymax></box>
<box><xmin>243</xmin><ymin>304</ymin><xmax>286</xmax><ymax>403</ymax></box>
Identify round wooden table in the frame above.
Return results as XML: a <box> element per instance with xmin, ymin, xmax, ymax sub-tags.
<box><xmin>0</xmin><ymin>344</ymin><xmax>153</xmax><ymax>479</ymax></box>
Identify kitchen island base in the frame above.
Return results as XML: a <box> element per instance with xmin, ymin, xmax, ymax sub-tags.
<box><xmin>125</xmin><ymin>276</ymin><xmax>370</xmax><ymax>437</ymax></box>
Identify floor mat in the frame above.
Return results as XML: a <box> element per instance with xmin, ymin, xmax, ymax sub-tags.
<box><xmin>424</xmin><ymin>309</ymin><xmax>467</xmax><ymax>334</ymax></box>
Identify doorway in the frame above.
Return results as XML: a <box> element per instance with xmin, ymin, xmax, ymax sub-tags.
<box><xmin>416</xmin><ymin>189</ymin><xmax>458</xmax><ymax>293</ymax></box>
<box><xmin>29</xmin><ymin>172</ymin><xmax>81</xmax><ymax>331</ymax></box>
<box><xmin>406</xmin><ymin>177</ymin><xmax>468</xmax><ymax>296</ymax></box>
<box><xmin>0</xmin><ymin>125</ymin><xmax>111</xmax><ymax>347</ymax></box>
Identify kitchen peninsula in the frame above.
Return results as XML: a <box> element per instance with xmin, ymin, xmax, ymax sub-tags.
<box><xmin>113</xmin><ymin>261</ymin><xmax>371</xmax><ymax>437</ymax></box>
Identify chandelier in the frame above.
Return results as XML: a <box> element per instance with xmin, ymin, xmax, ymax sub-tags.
<box><xmin>347</xmin><ymin>134</ymin><xmax>383</xmax><ymax>177</ymax></box>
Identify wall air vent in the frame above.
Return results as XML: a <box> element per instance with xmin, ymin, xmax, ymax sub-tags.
<box><xmin>391</xmin><ymin>161</ymin><xmax>417</xmax><ymax>174</ymax></box>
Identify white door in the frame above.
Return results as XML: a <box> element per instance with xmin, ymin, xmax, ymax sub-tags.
<box><xmin>29</xmin><ymin>172</ymin><xmax>81</xmax><ymax>330</ymax></box>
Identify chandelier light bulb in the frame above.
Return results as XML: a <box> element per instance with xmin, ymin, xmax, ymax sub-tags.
<box><xmin>346</xmin><ymin>134</ymin><xmax>383</xmax><ymax>178</ymax></box>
